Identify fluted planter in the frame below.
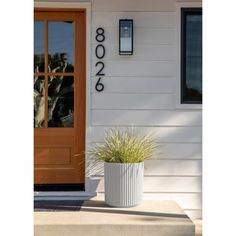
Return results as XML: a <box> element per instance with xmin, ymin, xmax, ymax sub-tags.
<box><xmin>104</xmin><ymin>162</ymin><xmax>144</xmax><ymax>207</ymax></box>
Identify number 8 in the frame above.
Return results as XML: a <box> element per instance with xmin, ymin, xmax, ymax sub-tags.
<box><xmin>96</xmin><ymin>28</ymin><xmax>105</xmax><ymax>42</ymax></box>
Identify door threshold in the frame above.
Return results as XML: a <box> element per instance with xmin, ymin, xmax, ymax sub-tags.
<box><xmin>34</xmin><ymin>184</ymin><xmax>85</xmax><ymax>192</ymax></box>
<box><xmin>34</xmin><ymin>190</ymin><xmax>97</xmax><ymax>201</ymax></box>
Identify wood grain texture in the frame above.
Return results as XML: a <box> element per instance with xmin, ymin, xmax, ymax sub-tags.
<box><xmin>34</xmin><ymin>147</ymin><xmax>71</xmax><ymax>165</ymax></box>
<box><xmin>34</xmin><ymin>9</ymin><xmax>86</xmax><ymax>185</ymax></box>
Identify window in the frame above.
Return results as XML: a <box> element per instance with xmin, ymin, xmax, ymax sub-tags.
<box><xmin>181</xmin><ymin>8</ymin><xmax>202</xmax><ymax>104</ymax></box>
<box><xmin>34</xmin><ymin>18</ymin><xmax>75</xmax><ymax>128</ymax></box>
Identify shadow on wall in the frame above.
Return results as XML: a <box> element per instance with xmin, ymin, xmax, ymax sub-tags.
<box><xmin>86</xmin><ymin>108</ymin><xmax>202</xmax><ymax>217</ymax></box>
<box><xmin>86</xmin><ymin>175</ymin><xmax>101</xmax><ymax>194</ymax></box>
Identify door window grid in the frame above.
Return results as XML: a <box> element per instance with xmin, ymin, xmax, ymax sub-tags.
<box><xmin>34</xmin><ymin>18</ymin><xmax>76</xmax><ymax>128</ymax></box>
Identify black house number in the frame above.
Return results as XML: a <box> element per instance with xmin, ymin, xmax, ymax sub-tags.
<box><xmin>95</xmin><ymin>27</ymin><xmax>105</xmax><ymax>92</ymax></box>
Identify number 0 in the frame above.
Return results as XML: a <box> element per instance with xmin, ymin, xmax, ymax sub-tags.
<box><xmin>95</xmin><ymin>44</ymin><xmax>105</xmax><ymax>59</ymax></box>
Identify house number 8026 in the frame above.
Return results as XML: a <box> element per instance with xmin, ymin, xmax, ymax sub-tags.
<box><xmin>95</xmin><ymin>28</ymin><xmax>105</xmax><ymax>92</ymax></box>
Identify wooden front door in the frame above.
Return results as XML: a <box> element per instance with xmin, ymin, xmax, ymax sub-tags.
<box><xmin>34</xmin><ymin>9</ymin><xmax>86</xmax><ymax>190</ymax></box>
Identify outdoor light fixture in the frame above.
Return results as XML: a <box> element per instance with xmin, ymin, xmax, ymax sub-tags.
<box><xmin>119</xmin><ymin>19</ymin><xmax>133</xmax><ymax>55</ymax></box>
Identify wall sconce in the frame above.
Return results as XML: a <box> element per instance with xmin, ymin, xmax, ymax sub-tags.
<box><xmin>119</xmin><ymin>19</ymin><xmax>133</xmax><ymax>55</ymax></box>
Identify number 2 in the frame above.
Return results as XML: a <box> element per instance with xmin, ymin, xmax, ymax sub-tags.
<box><xmin>96</xmin><ymin>61</ymin><xmax>105</xmax><ymax>76</ymax></box>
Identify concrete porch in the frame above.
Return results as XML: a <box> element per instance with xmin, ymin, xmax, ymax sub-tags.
<box><xmin>34</xmin><ymin>200</ymin><xmax>199</xmax><ymax>236</ymax></box>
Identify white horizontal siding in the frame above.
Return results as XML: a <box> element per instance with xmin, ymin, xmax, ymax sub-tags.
<box><xmin>92</xmin><ymin>12</ymin><xmax>175</xmax><ymax>28</ymax></box>
<box><xmin>96</xmin><ymin>176</ymin><xmax>202</xmax><ymax>193</ymax></box>
<box><xmin>91</xmin><ymin>44</ymin><xmax>176</xmax><ymax>61</ymax></box>
<box><xmin>92</xmin><ymin>110</ymin><xmax>202</xmax><ymax>126</ymax></box>
<box><xmin>144</xmin><ymin>160</ymin><xmax>202</xmax><ymax>176</ymax></box>
<box><xmin>160</xmin><ymin>143</ymin><xmax>202</xmax><ymax>159</ymax></box>
<box><xmin>92</xmin><ymin>0</ymin><xmax>176</xmax><ymax>12</ymax></box>
<box><xmin>87</xmin><ymin>160</ymin><xmax>201</xmax><ymax>176</ymax></box>
<box><xmin>91</xmin><ymin>127</ymin><xmax>201</xmax><ymax>143</ymax></box>
<box><xmin>92</xmin><ymin>94</ymin><xmax>174</xmax><ymax>109</ymax></box>
<box><xmin>92</xmin><ymin>60</ymin><xmax>176</xmax><ymax>77</ymax></box>
<box><xmin>177</xmin><ymin>0</ymin><xmax>201</xmax><ymax>3</ymax></box>
<box><xmin>92</xmin><ymin>27</ymin><xmax>176</xmax><ymax>45</ymax></box>
<box><xmin>91</xmin><ymin>77</ymin><xmax>176</xmax><ymax>94</ymax></box>
<box><xmin>89</xmin><ymin>2</ymin><xmax>202</xmax><ymax>222</ymax></box>
<box><xmin>88</xmin><ymin>142</ymin><xmax>202</xmax><ymax>160</ymax></box>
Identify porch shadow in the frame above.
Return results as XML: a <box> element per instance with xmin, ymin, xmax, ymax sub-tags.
<box><xmin>34</xmin><ymin>200</ymin><xmax>84</xmax><ymax>212</ymax></box>
<box><xmin>81</xmin><ymin>200</ymin><xmax>190</xmax><ymax>219</ymax></box>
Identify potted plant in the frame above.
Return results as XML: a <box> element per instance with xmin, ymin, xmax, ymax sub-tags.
<box><xmin>89</xmin><ymin>128</ymin><xmax>156</xmax><ymax>207</ymax></box>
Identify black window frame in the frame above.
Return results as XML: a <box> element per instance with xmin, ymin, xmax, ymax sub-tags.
<box><xmin>181</xmin><ymin>7</ymin><xmax>202</xmax><ymax>104</ymax></box>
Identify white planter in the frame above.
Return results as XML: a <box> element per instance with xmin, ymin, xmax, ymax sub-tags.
<box><xmin>104</xmin><ymin>162</ymin><xmax>144</xmax><ymax>207</ymax></box>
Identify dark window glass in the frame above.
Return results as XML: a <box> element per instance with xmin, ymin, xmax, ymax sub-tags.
<box><xmin>48</xmin><ymin>76</ymin><xmax>74</xmax><ymax>127</ymax></box>
<box><xmin>34</xmin><ymin>21</ymin><xmax>45</xmax><ymax>72</ymax></box>
<box><xmin>181</xmin><ymin>8</ymin><xmax>202</xmax><ymax>104</ymax></box>
<box><xmin>34</xmin><ymin>76</ymin><xmax>45</xmax><ymax>128</ymax></box>
<box><xmin>48</xmin><ymin>21</ymin><xmax>74</xmax><ymax>73</ymax></box>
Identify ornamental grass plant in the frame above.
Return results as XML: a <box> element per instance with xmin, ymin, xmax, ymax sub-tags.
<box><xmin>89</xmin><ymin>128</ymin><xmax>157</xmax><ymax>163</ymax></box>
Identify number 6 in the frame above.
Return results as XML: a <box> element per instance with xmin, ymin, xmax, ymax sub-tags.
<box><xmin>95</xmin><ymin>77</ymin><xmax>104</xmax><ymax>92</ymax></box>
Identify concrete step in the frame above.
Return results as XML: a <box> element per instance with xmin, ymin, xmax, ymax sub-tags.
<box><xmin>193</xmin><ymin>219</ymin><xmax>202</xmax><ymax>236</ymax></box>
<box><xmin>34</xmin><ymin>200</ymin><xmax>195</xmax><ymax>236</ymax></box>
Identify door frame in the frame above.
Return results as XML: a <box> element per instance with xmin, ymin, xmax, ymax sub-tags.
<box><xmin>34</xmin><ymin>1</ymin><xmax>93</xmax><ymax>198</ymax></box>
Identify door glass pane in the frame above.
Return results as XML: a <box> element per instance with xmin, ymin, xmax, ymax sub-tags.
<box><xmin>34</xmin><ymin>76</ymin><xmax>45</xmax><ymax>127</ymax></box>
<box><xmin>184</xmin><ymin>13</ymin><xmax>202</xmax><ymax>102</ymax></box>
<box><xmin>34</xmin><ymin>21</ymin><xmax>45</xmax><ymax>72</ymax></box>
<box><xmin>48</xmin><ymin>76</ymin><xmax>74</xmax><ymax>127</ymax></box>
<box><xmin>48</xmin><ymin>21</ymin><xmax>74</xmax><ymax>73</ymax></box>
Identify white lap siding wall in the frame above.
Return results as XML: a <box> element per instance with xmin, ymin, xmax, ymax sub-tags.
<box><xmin>89</xmin><ymin>0</ymin><xmax>202</xmax><ymax>220</ymax></box>
<box><xmin>35</xmin><ymin>0</ymin><xmax>202</xmax><ymax>219</ymax></box>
